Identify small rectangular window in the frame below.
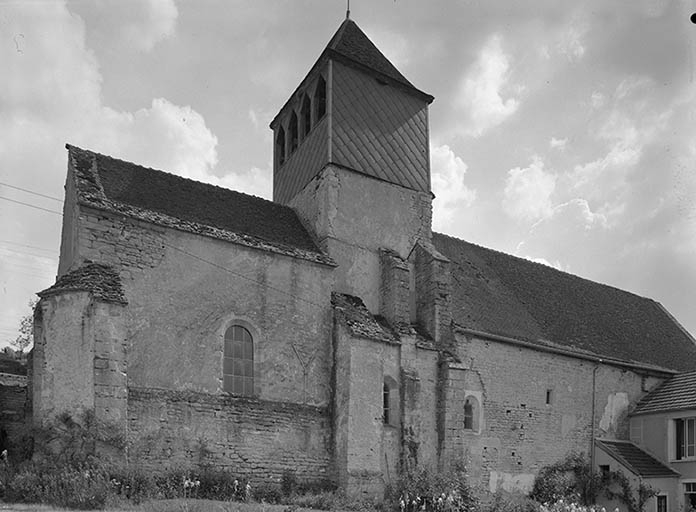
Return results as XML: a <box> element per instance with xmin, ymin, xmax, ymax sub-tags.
<box><xmin>656</xmin><ymin>495</ymin><xmax>666</xmax><ymax>512</ymax></box>
<box><xmin>599</xmin><ymin>465</ymin><xmax>610</xmax><ymax>476</ymax></box>
<box><xmin>545</xmin><ymin>389</ymin><xmax>552</xmax><ymax>405</ymax></box>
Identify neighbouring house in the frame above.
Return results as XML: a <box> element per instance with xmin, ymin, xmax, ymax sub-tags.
<box><xmin>605</xmin><ymin>371</ymin><xmax>696</xmax><ymax>512</ymax></box>
<box><xmin>30</xmin><ymin>16</ymin><xmax>696</xmax><ymax>501</ymax></box>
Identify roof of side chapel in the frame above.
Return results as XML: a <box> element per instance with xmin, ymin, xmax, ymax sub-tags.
<box><xmin>66</xmin><ymin>144</ymin><xmax>333</xmax><ymax>265</ymax></box>
<box><xmin>433</xmin><ymin>232</ymin><xmax>696</xmax><ymax>372</ymax></box>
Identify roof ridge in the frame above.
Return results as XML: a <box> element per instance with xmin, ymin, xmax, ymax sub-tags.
<box><xmin>432</xmin><ymin>231</ymin><xmax>657</xmax><ymax>303</ymax></box>
<box><xmin>65</xmin><ymin>143</ymin><xmax>281</xmax><ymax>209</ymax></box>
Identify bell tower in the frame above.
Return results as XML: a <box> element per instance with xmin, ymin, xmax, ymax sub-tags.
<box><xmin>270</xmin><ymin>18</ymin><xmax>435</xmax><ymax>312</ymax></box>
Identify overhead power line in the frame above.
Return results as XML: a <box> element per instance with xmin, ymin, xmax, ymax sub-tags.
<box><xmin>0</xmin><ymin>185</ymin><xmax>329</xmax><ymax>311</ymax></box>
<box><xmin>0</xmin><ymin>182</ymin><xmax>63</xmax><ymax>202</ymax></box>
<box><xmin>0</xmin><ymin>196</ymin><xmax>63</xmax><ymax>215</ymax></box>
<box><xmin>0</xmin><ymin>240</ymin><xmax>57</xmax><ymax>253</ymax></box>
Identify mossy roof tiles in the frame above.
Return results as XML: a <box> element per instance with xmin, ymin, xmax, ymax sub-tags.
<box><xmin>433</xmin><ymin>232</ymin><xmax>696</xmax><ymax>372</ymax></box>
<box><xmin>66</xmin><ymin>145</ymin><xmax>332</xmax><ymax>265</ymax></box>
<box><xmin>631</xmin><ymin>371</ymin><xmax>696</xmax><ymax>415</ymax></box>
<box><xmin>39</xmin><ymin>262</ymin><xmax>127</xmax><ymax>305</ymax></box>
<box><xmin>332</xmin><ymin>292</ymin><xmax>398</xmax><ymax>344</ymax></box>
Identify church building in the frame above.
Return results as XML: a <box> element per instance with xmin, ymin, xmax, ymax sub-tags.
<box><xmin>32</xmin><ymin>17</ymin><xmax>696</xmax><ymax>499</ymax></box>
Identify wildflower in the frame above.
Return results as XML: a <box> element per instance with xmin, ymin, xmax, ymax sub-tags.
<box><xmin>245</xmin><ymin>482</ymin><xmax>251</xmax><ymax>501</ymax></box>
<box><xmin>400</xmin><ymin>497</ymin><xmax>406</xmax><ymax>512</ymax></box>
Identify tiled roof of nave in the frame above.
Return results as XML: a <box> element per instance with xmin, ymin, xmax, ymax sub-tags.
<box><xmin>67</xmin><ymin>145</ymin><xmax>330</xmax><ymax>264</ymax></box>
<box><xmin>433</xmin><ymin>232</ymin><xmax>696</xmax><ymax>372</ymax></box>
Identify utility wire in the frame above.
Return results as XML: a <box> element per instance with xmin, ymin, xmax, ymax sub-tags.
<box><xmin>2</xmin><ymin>186</ymin><xmax>329</xmax><ymax>311</ymax></box>
<box><xmin>0</xmin><ymin>196</ymin><xmax>63</xmax><ymax>215</ymax></box>
<box><xmin>0</xmin><ymin>240</ymin><xmax>57</xmax><ymax>253</ymax></box>
<box><xmin>0</xmin><ymin>182</ymin><xmax>63</xmax><ymax>202</ymax></box>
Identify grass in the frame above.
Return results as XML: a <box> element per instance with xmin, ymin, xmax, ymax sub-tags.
<box><xmin>0</xmin><ymin>499</ymin><xmax>345</xmax><ymax>512</ymax></box>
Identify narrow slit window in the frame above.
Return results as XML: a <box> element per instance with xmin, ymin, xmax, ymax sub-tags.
<box><xmin>276</xmin><ymin>127</ymin><xmax>286</xmax><ymax>166</ymax></box>
<box><xmin>289</xmin><ymin>112</ymin><xmax>298</xmax><ymax>153</ymax></box>
<box><xmin>300</xmin><ymin>94</ymin><xmax>311</xmax><ymax>139</ymax></box>
<box><xmin>314</xmin><ymin>76</ymin><xmax>326</xmax><ymax>121</ymax></box>
<box><xmin>464</xmin><ymin>399</ymin><xmax>474</xmax><ymax>430</ymax></box>
<box><xmin>383</xmin><ymin>382</ymin><xmax>390</xmax><ymax>425</ymax></box>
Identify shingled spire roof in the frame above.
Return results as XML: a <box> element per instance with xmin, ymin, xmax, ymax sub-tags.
<box><xmin>324</xmin><ymin>18</ymin><xmax>433</xmax><ymax>103</ymax></box>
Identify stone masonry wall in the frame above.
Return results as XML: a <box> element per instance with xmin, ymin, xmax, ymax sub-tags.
<box><xmin>128</xmin><ymin>387</ymin><xmax>333</xmax><ymax>485</ymax></box>
<box><xmin>446</xmin><ymin>334</ymin><xmax>669</xmax><ymax>494</ymax></box>
<box><xmin>412</xmin><ymin>243</ymin><xmax>451</xmax><ymax>344</ymax></box>
<box><xmin>289</xmin><ymin>165</ymin><xmax>432</xmax><ymax>313</ymax></box>
<box><xmin>92</xmin><ymin>302</ymin><xmax>127</xmax><ymax>430</ymax></box>
<box><xmin>76</xmin><ymin>206</ymin><xmax>166</xmax><ymax>278</ymax></box>
<box><xmin>379</xmin><ymin>249</ymin><xmax>410</xmax><ymax>329</ymax></box>
<box><xmin>73</xmin><ymin>206</ymin><xmax>335</xmax><ymax>408</ymax></box>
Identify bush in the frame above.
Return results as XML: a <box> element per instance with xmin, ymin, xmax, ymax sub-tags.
<box><xmin>530</xmin><ymin>453</ymin><xmax>600</xmax><ymax>506</ymax></box>
<box><xmin>385</xmin><ymin>465</ymin><xmax>478</xmax><ymax>512</ymax></box>
<box><xmin>483</xmin><ymin>491</ymin><xmax>540</xmax><ymax>512</ymax></box>
<box><xmin>6</xmin><ymin>461</ymin><xmax>111</xmax><ymax>510</ymax></box>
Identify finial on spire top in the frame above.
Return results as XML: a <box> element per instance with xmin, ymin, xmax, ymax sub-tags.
<box><xmin>346</xmin><ymin>0</ymin><xmax>350</xmax><ymax>19</ymax></box>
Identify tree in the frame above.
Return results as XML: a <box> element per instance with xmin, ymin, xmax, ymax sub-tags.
<box><xmin>11</xmin><ymin>298</ymin><xmax>38</xmax><ymax>354</ymax></box>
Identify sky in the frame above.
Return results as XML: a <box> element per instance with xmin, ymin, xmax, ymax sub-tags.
<box><xmin>1</xmin><ymin>0</ymin><xmax>695</xmax><ymax>348</ymax></box>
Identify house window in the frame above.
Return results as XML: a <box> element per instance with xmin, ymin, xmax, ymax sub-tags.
<box><xmin>383</xmin><ymin>382</ymin><xmax>391</xmax><ymax>425</ymax></box>
<box><xmin>300</xmin><ymin>94</ymin><xmax>311</xmax><ymax>139</ymax></box>
<box><xmin>675</xmin><ymin>418</ymin><xmax>696</xmax><ymax>460</ymax></box>
<box><xmin>464</xmin><ymin>395</ymin><xmax>480</xmax><ymax>432</ymax></box>
<box><xmin>599</xmin><ymin>465</ymin><xmax>610</xmax><ymax>477</ymax></box>
<box><xmin>276</xmin><ymin>127</ymin><xmax>286</xmax><ymax>166</ymax></box>
<box><xmin>289</xmin><ymin>111</ymin><xmax>298</xmax><ymax>153</ymax></box>
<box><xmin>656</xmin><ymin>495</ymin><xmax>666</xmax><ymax>512</ymax></box>
<box><xmin>223</xmin><ymin>325</ymin><xmax>253</xmax><ymax>396</ymax></box>
<box><xmin>686</xmin><ymin>483</ymin><xmax>696</xmax><ymax>510</ymax></box>
<box><xmin>545</xmin><ymin>389</ymin><xmax>553</xmax><ymax>405</ymax></box>
<box><xmin>314</xmin><ymin>76</ymin><xmax>326</xmax><ymax>121</ymax></box>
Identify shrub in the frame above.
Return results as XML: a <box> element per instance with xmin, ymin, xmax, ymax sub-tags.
<box><xmin>6</xmin><ymin>461</ymin><xmax>111</xmax><ymax>510</ymax></box>
<box><xmin>530</xmin><ymin>453</ymin><xmax>600</xmax><ymax>506</ymax></box>
<box><xmin>281</xmin><ymin>469</ymin><xmax>298</xmax><ymax>497</ymax></box>
<box><xmin>483</xmin><ymin>491</ymin><xmax>541</xmax><ymax>512</ymax></box>
<box><xmin>385</xmin><ymin>465</ymin><xmax>478</xmax><ymax>512</ymax></box>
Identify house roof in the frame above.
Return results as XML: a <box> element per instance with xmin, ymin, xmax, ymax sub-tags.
<box><xmin>432</xmin><ymin>232</ymin><xmax>696</xmax><ymax>372</ymax></box>
<box><xmin>596</xmin><ymin>439</ymin><xmax>679</xmax><ymax>478</ymax></box>
<box><xmin>39</xmin><ymin>262</ymin><xmax>127</xmax><ymax>305</ymax></box>
<box><xmin>0</xmin><ymin>357</ymin><xmax>26</xmax><ymax>377</ymax></box>
<box><xmin>332</xmin><ymin>292</ymin><xmax>398</xmax><ymax>344</ymax></box>
<box><xmin>66</xmin><ymin>145</ymin><xmax>333</xmax><ymax>265</ymax></box>
<box><xmin>631</xmin><ymin>371</ymin><xmax>696</xmax><ymax>416</ymax></box>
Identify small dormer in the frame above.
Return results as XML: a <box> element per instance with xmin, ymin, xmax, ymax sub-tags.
<box><xmin>270</xmin><ymin>18</ymin><xmax>434</xmax><ymax>206</ymax></box>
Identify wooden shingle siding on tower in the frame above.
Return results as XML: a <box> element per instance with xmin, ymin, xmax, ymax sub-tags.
<box><xmin>273</xmin><ymin>115</ymin><xmax>329</xmax><ymax>204</ymax></box>
<box><xmin>331</xmin><ymin>61</ymin><xmax>430</xmax><ymax>193</ymax></box>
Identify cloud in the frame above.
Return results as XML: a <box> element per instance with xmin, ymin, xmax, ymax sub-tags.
<box><xmin>457</xmin><ymin>35</ymin><xmax>519</xmax><ymax>137</ymax></box>
<box><xmin>502</xmin><ymin>157</ymin><xmax>556</xmax><ymax>222</ymax></box>
<box><xmin>79</xmin><ymin>0</ymin><xmax>179</xmax><ymax>52</ymax></box>
<box><xmin>431</xmin><ymin>145</ymin><xmax>476</xmax><ymax>231</ymax></box>
<box><xmin>550</xmin><ymin>137</ymin><xmax>568</xmax><ymax>150</ymax></box>
<box><xmin>0</xmin><ymin>1</ymin><xmax>226</xmax><ymax>345</ymax></box>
